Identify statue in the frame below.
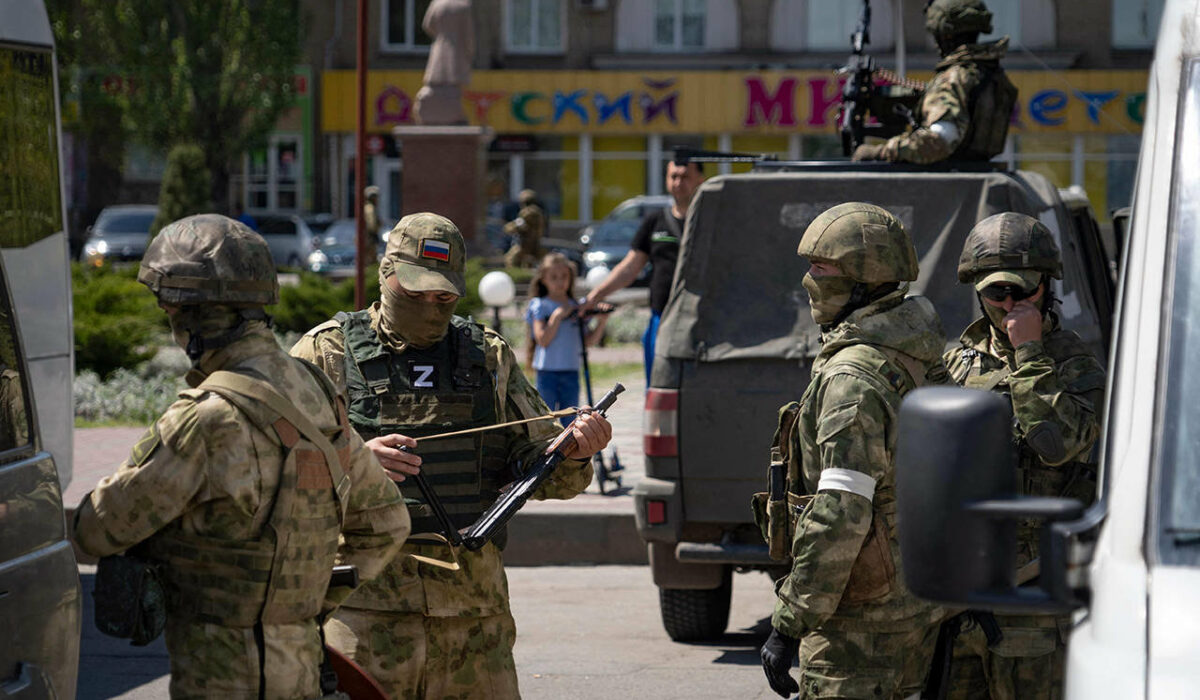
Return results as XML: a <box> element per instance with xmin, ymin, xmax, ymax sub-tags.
<box><xmin>415</xmin><ymin>0</ymin><xmax>474</xmax><ymax>126</ymax></box>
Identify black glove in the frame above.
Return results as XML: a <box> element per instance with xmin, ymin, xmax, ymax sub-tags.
<box><xmin>760</xmin><ymin>626</ymin><xmax>801</xmax><ymax>698</ymax></box>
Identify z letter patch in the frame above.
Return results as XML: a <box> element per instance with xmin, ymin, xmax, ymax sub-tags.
<box><xmin>409</xmin><ymin>362</ymin><xmax>438</xmax><ymax>389</ymax></box>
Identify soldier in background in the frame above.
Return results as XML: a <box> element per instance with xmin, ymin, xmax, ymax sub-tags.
<box><xmin>759</xmin><ymin>203</ymin><xmax>948</xmax><ymax>699</ymax></box>
<box><xmin>363</xmin><ymin>185</ymin><xmax>382</xmax><ymax>266</ymax></box>
<box><xmin>72</xmin><ymin>214</ymin><xmax>411</xmax><ymax>698</ymax></box>
<box><xmin>853</xmin><ymin>0</ymin><xmax>1017</xmax><ymax>164</ymax></box>
<box><xmin>291</xmin><ymin>212</ymin><xmax>611</xmax><ymax>699</ymax></box>
<box><xmin>503</xmin><ymin>188</ymin><xmax>546</xmax><ymax>268</ymax></box>
<box><xmin>942</xmin><ymin>213</ymin><xmax>1104</xmax><ymax>699</ymax></box>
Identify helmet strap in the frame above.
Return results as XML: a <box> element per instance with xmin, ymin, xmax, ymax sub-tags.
<box><xmin>182</xmin><ymin>308</ymin><xmax>271</xmax><ymax>361</ymax></box>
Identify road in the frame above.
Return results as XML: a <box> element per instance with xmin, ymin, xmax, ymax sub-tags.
<box><xmin>77</xmin><ymin>564</ymin><xmax>780</xmax><ymax>699</ymax></box>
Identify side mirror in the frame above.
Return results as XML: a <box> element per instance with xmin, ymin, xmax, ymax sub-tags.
<box><xmin>896</xmin><ymin>387</ymin><xmax>1085</xmax><ymax>614</ymax></box>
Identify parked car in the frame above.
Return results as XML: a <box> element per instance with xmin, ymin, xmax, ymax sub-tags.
<box><xmin>256</xmin><ymin>213</ymin><xmax>318</xmax><ymax>269</ymax></box>
<box><xmin>81</xmin><ymin>204</ymin><xmax>157</xmax><ymax>266</ymax></box>
<box><xmin>579</xmin><ymin>195</ymin><xmax>670</xmax><ymax>284</ymax></box>
<box><xmin>305</xmin><ymin>217</ymin><xmax>390</xmax><ymax>278</ymax></box>
<box><xmin>633</xmin><ymin>164</ymin><xmax>1117</xmax><ymax>642</ymax></box>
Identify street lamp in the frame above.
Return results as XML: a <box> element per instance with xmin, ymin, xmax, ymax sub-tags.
<box><xmin>583</xmin><ymin>265</ymin><xmax>610</xmax><ymax>291</ymax></box>
<box><xmin>478</xmin><ymin>270</ymin><xmax>516</xmax><ymax>333</ymax></box>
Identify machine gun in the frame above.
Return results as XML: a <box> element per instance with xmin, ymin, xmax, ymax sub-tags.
<box><xmin>838</xmin><ymin>0</ymin><xmax>924</xmax><ymax>156</ymax></box>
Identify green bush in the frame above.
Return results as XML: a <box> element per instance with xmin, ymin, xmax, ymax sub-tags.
<box><xmin>72</xmin><ymin>263</ymin><xmax>167</xmax><ymax>378</ymax></box>
<box><xmin>151</xmin><ymin>143</ymin><xmax>212</xmax><ymax>236</ymax></box>
<box><xmin>269</xmin><ymin>268</ymin><xmax>376</xmax><ymax>334</ymax></box>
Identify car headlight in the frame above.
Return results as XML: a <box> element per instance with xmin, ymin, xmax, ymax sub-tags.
<box><xmin>584</xmin><ymin>251</ymin><xmax>608</xmax><ymax>265</ymax></box>
<box><xmin>307</xmin><ymin>250</ymin><xmax>328</xmax><ymax>271</ymax></box>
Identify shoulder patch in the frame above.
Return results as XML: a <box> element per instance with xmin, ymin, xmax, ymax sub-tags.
<box><xmin>130</xmin><ymin>423</ymin><xmax>162</xmax><ymax>467</ymax></box>
<box><xmin>305</xmin><ymin>319</ymin><xmax>342</xmax><ymax>338</ymax></box>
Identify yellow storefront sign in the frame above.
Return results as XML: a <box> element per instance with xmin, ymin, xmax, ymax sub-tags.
<box><xmin>322</xmin><ymin>69</ymin><xmax>1147</xmax><ymax>136</ymax></box>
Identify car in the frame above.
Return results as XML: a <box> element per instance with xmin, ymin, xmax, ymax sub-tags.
<box><xmin>633</xmin><ymin>163</ymin><xmax>1117</xmax><ymax>643</ymax></box>
<box><xmin>899</xmin><ymin>2</ymin><xmax>1200</xmax><ymax>697</ymax></box>
<box><xmin>256</xmin><ymin>213</ymin><xmax>319</xmax><ymax>269</ymax></box>
<box><xmin>305</xmin><ymin>217</ymin><xmax>389</xmax><ymax>278</ymax></box>
<box><xmin>81</xmin><ymin>204</ymin><xmax>157</xmax><ymax>266</ymax></box>
<box><xmin>579</xmin><ymin>195</ymin><xmax>670</xmax><ymax>284</ymax></box>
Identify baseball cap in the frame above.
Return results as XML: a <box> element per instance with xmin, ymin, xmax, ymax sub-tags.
<box><xmin>381</xmin><ymin>212</ymin><xmax>466</xmax><ymax>296</ymax></box>
<box><xmin>973</xmin><ymin>268</ymin><xmax>1043</xmax><ymax>293</ymax></box>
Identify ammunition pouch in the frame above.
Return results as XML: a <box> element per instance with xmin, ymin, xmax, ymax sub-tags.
<box><xmin>92</xmin><ymin>553</ymin><xmax>167</xmax><ymax>646</ymax></box>
<box><xmin>751</xmin><ymin>401</ymin><xmax>812</xmax><ymax>561</ymax></box>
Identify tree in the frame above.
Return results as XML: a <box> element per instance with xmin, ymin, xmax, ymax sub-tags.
<box><xmin>151</xmin><ymin>144</ymin><xmax>211</xmax><ymax>236</ymax></box>
<box><xmin>64</xmin><ymin>0</ymin><xmax>302</xmax><ymax>209</ymax></box>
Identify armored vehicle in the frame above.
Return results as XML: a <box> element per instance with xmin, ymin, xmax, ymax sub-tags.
<box><xmin>633</xmin><ymin>163</ymin><xmax>1117</xmax><ymax>641</ymax></box>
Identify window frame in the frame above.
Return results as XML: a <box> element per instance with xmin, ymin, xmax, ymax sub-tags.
<box><xmin>0</xmin><ymin>262</ymin><xmax>35</xmax><ymax>462</ymax></box>
<box><xmin>243</xmin><ymin>133</ymin><xmax>303</xmax><ymax>214</ymax></box>
<box><xmin>504</xmin><ymin>0</ymin><xmax>566</xmax><ymax>55</ymax></box>
<box><xmin>652</xmin><ymin>0</ymin><xmax>707</xmax><ymax>53</ymax></box>
<box><xmin>1111</xmin><ymin>0</ymin><xmax>1166</xmax><ymax>49</ymax></box>
<box><xmin>380</xmin><ymin>0</ymin><xmax>433</xmax><ymax>54</ymax></box>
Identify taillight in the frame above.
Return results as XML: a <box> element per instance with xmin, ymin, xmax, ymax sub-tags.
<box><xmin>643</xmin><ymin>388</ymin><xmax>678</xmax><ymax>457</ymax></box>
<box><xmin>646</xmin><ymin>499</ymin><xmax>667</xmax><ymax>525</ymax></box>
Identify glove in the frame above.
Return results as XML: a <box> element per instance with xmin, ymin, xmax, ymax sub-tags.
<box><xmin>851</xmin><ymin>143</ymin><xmax>886</xmax><ymax>161</ymax></box>
<box><xmin>760</xmin><ymin>626</ymin><xmax>801</xmax><ymax>698</ymax></box>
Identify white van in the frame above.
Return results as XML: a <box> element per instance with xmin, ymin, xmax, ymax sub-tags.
<box><xmin>896</xmin><ymin>1</ymin><xmax>1200</xmax><ymax>697</ymax></box>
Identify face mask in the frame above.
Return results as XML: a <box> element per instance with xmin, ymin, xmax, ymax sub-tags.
<box><xmin>380</xmin><ymin>280</ymin><xmax>456</xmax><ymax>349</ymax></box>
<box><xmin>803</xmin><ymin>273</ymin><xmax>858</xmax><ymax>325</ymax></box>
<box><xmin>982</xmin><ymin>301</ymin><xmax>1010</xmax><ymax>332</ymax></box>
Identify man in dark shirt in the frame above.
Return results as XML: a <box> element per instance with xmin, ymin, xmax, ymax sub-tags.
<box><xmin>584</xmin><ymin>156</ymin><xmax>705</xmax><ymax>385</ymax></box>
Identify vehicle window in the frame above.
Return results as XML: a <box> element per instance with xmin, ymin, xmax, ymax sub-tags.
<box><xmin>0</xmin><ymin>265</ymin><xmax>32</xmax><ymax>456</ymax></box>
<box><xmin>1070</xmin><ymin>208</ymin><xmax>1116</xmax><ymax>346</ymax></box>
<box><xmin>612</xmin><ymin>203</ymin><xmax>646</xmax><ymax>222</ymax></box>
<box><xmin>97</xmin><ymin>212</ymin><xmax>155</xmax><ymax>234</ymax></box>
<box><xmin>258</xmin><ymin>218</ymin><xmax>297</xmax><ymax>235</ymax></box>
<box><xmin>1156</xmin><ymin>58</ymin><xmax>1200</xmax><ymax>566</ymax></box>
<box><xmin>0</xmin><ymin>44</ymin><xmax>63</xmax><ymax>248</ymax></box>
<box><xmin>591</xmin><ymin>224</ymin><xmax>638</xmax><ymax>246</ymax></box>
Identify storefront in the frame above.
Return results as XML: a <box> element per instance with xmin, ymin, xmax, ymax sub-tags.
<box><xmin>321</xmin><ymin>68</ymin><xmax>1146</xmax><ymax>229</ymax></box>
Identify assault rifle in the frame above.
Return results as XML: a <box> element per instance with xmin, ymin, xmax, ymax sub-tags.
<box><xmin>400</xmin><ymin>383</ymin><xmax>625</xmax><ymax>553</ymax></box>
<box><xmin>837</xmin><ymin>0</ymin><xmax>922</xmax><ymax>156</ymax></box>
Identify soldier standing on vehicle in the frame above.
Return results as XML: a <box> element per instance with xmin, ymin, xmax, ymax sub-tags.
<box><xmin>71</xmin><ymin>214</ymin><xmax>412</xmax><ymax>698</ymax></box>
<box><xmin>759</xmin><ymin>203</ymin><xmax>948</xmax><ymax>699</ymax></box>
<box><xmin>503</xmin><ymin>188</ymin><xmax>547</xmax><ymax>268</ymax></box>
<box><xmin>853</xmin><ymin>0</ymin><xmax>1017</xmax><ymax>164</ymax></box>
<box><xmin>290</xmin><ymin>212</ymin><xmax>613</xmax><ymax>699</ymax></box>
<box><xmin>940</xmin><ymin>212</ymin><xmax>1104</xmax><ymax>699</ymax></box>
<box><xmin>583</xmin><ymin>155</ymin><xmax>705</xmax><ymax>385</ymax></box>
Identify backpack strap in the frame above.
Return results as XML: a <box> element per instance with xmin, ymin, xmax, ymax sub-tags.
<box><xmin>201</xmin><ymin>370</ymin><xmax>351</xmax><ymax>521</ymax></box>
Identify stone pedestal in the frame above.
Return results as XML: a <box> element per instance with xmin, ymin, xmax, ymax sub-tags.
<box><xmin>392</xmin><ymin>125</ymin><xmax>492</xmax><ymax>252</ymax></box>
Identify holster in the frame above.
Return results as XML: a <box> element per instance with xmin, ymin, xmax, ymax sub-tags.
<box><xmin>92</xmin><ymin>552</ymin><xmax>167</xmax><ymax>647</ymax></box>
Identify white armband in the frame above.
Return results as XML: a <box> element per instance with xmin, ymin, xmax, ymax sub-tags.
<box><xmin>929</xmin><ymin>120</ymin><xmax>962</xmax><ymax>149</ymax></box>
<box><xmin>816</xmin><ymin>468</ymin><xmax>877</xmax><ymax>502</ymax></box>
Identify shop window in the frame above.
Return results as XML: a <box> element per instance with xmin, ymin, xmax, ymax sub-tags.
<box><xmin>244</xmin><ymin>135</ymin><xmax>301</xmax><ymax>213</ymax></box>
<box><xmin>382</xmin><ymin>0</ymin><xmax>434</xmax><ymax>52</ymax></box>
<box><xmin>506</xmin><ymin>0</ymin><xmax>564</xmax><ymax>54</ymax></box>
<box><xmin>655</xmin><ymin>0</ymin><xmax>706</xmax><ymax>51</ymax></box>
<box><xmin>1112</xmin><ymin>0</ymin><xmax>1165</xmax><ymax>49</ymax></box>
<box><xmin>802</xmin><ymin>0</ymin><xmax>894</xmax><ymax>51</ymax></box>
<box><xmin>616</xmin><ymin>0</ymin><xmax>737</xmax><ymax>52</ymax></box>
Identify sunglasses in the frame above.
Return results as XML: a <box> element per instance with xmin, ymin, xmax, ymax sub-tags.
<box><xmin>979</xmin><ymin>283</ymin><xmax>1039</xmax><ymax>302</ymax></box>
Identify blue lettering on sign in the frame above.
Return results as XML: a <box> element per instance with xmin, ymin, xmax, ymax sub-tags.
<box><xmin>553</xmin><ymin>90</ymin><xmax>589</xmax><ymax>124</ymax></box>
<box><xmin>1029</xmin><ymin>89</ymin><xmax>1068</xmax><ymax>126</ymax></box>
<box><xmin>594</xmin><ymin>91</ymin><xmax>634</xmax><ymax>125</ymax></box>
<box><xmin>1074</xmin><ymin>90</ymin><xmax>1120</xmax><ymax>124</ymax></box>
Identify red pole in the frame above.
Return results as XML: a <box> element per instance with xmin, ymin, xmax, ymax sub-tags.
<box><xmin>354</xmin><ymin>0</ymin><xmax>368</xmax><ymax>309</ymax></box>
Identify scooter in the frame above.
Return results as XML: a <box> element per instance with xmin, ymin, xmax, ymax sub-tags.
<box><xmin>573</xmin><ymin>303</ymin><xmax>624</xmax><ymax>495</ymax></box>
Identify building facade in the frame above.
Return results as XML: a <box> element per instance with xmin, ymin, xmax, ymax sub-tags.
<box><xmin>254</xmin><ymin>0</ymin><xmax>1162</xmax><ymax>237</ymax></box>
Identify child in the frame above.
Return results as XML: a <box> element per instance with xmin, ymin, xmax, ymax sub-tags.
<box><xmin>525</xmin><ymin>253</ymin><xmax>608</xmax><ymax>427</ymax></box>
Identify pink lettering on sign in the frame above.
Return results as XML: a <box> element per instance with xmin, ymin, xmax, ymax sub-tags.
<box><xmin>807</xmin><ymin>78</ymin><xmax>843</xmax><ymax>127</ymax></box>
<box><xmin>744</xmin><ymin>77</ymin><xmax>798</xmax><ymax>127</ymax></box>
<box><xmin>464</xmin><ymin>91</ymin><xmax>506</xmax><ymax>124</ymax></box>
<box><xmin>375</xmin><ymin>86</ymin><xmax>413</xmax><ymax>126</ymax></box>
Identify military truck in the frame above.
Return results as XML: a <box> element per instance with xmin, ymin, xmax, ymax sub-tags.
<box><xmin>632</xmin><ymin>163</ymin><xmax>1117</xmax><ymax>641</ymax></box>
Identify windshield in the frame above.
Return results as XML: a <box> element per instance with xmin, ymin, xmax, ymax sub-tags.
<box><xmin>590</xmin><ymin>223</ymin><xmax>637</xmax><ymax>246</ymax></box>
<box><xmin>1156</xmin><ymin>58</ymin><xmax>1200</xmax><ymax>563</ymax></box>
<box><xmin>96</xmin><ymin>212</ymin><xmax>154</xmax><ymax>234</ymax></box>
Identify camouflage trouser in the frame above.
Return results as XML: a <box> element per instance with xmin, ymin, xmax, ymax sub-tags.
<box><xmin>164</xmin><ymin>618</ymin><xmax>322</xmax><ymax>699</ymax></box>
<box><xmin>503</xmin><ymin>237</ymin><xmax>542</xmax><ymax>268</ymax></box>
<box><xmin>797</xmin><ymin>622</ymin><xmax>940</xmax><ymax>699</ymax></box>
<box><xmin>946</xmin><ymin>613</ymin><xmax>1065</xmax><ymax>700</ymax></box>
<box><xmin>325</xmin><ymin>607</ymin><xmax>520</xmax><ymax>700</ymax></box>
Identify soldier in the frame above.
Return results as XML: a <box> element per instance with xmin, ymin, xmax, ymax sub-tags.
<box><xmin>941</xmin><ymin>212</ymin><xmax>1104</xmax><ymax>699</ymax></box>
<box><xmin>759</xmin><ymin>203</ymin><xmax>949</xmax><ymax>699</ymax></box>
<box><xmin>503</xmin><ymin>188</ymin><xmax>546</xmax><ymax>268</ymax></box>
<box><xmin>853</xmin><ymin>0</ymin><xmax>1017</xmax><ymax>164</ymax></box>
<box><xmin>363</xmin><ymin>185</ymin><xmax>382</xmax><ymax>266</ymax></box>
<box><xmin>290</xmin><ymin>212</ymin><xmax>612</xmax><ymax>699</ymax></box>
<box><xmin>72</xmin><ymin>214</ymin><xmax>412</xmax><ymax>699</ymax></box>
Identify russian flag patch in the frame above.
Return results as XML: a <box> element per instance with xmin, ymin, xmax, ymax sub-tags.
<box><xmin>420</xmin><ymin>239</ymin><xmax>451</xmax><ymax>262</ymax></box>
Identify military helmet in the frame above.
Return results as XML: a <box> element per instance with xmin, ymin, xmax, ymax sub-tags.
<box><xmin>957</xmin><ymin>212</ymin><xmax>1063</xmax><ymax>284</ymax></box>
<box><xmin>924</xmin><ymin>0</ymin><xmax>993</xmax><ymax>37</ymax></box>
<box><xmin>138</xmin><ymin>214</ymin><xmax>279</xmax><ymax>306</ymax></box>
<box><xmin>519</xmin><ymin>189</ymin><xmax>537</xmax><ymax>205</ymax></box>
<box><xmin>797</xmin><ymin>202</ymin><xmax>919</xmax><ymax>283</ymax></box>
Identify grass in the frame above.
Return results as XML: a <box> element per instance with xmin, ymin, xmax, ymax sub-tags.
<box><xmin>578</xmin><ymin>362</ymin><xmax>643</xmax><ymax>389</ymax></box>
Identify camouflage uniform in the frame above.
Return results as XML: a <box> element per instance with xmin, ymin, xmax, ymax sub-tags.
<box><xmin>292</xmin><ymin>212</ymin><xmax>593</xmax><ymax>699</ymax></box>
<box><xmin>503</xmin><ymin>190</ymin><xmax>546</xmax><ymax>268</ymax></box>
<box><xmin>941</xmin><ymin>213</ymin><xmax>1104</xmax><ymax>700</ymax></box>
<box><xmin>0</xmin><ymin>366</ymin><xmax>27</xmax><ymax>449</ymax></box>
<box><xmin>72</xmin><ymin>215</ymin><xmax>411</xmax><ymax>700</ymax></box>
<box><xmin>856</xmin><ymin>0</ymin><xmax>1017</xmax><ymax>164</ymax></box>
<box><xmin>764</xmin><ymin>204</ymin><xmax>948</xmax><ymax>699</ymax></box>
<box><xmin>363</xmin><ymin>186</ymin><xmax>381</xmax><ymax>266</ymax></box>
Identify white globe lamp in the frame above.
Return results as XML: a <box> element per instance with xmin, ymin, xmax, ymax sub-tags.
<box><xmin>478</xmin><ymin>270</ymin><xmax>516</xmax><ymax>331</ymax></box>
<box><xmin>584</xmin><ymin>264</ymin><xmax>610</xmax><ymax>291</ymax></box>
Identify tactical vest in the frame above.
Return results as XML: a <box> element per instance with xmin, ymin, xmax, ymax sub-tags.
<box><xmin>337</xmin><ymin>310</ymin><xmax>507</xmax><ymax>538</ymax></box>
<box><xmin>952</xmin><ymin>62</ymin><xmax>1018</xmax><ymax>161</ymax></box>
<box><xmin>145</xmin><ymin>363</ymin><xmax>349</xmax><ymax>628</ymax></box>
<box><xmin>948</xmin><ymin>337</ymin><xmax>1098</xmax><ymax>565</ymax></box>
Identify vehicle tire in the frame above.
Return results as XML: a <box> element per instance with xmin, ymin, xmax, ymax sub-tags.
<box><xmin>658</xmin><ymin>566</ymin><xmax>732</xmax><ymax>642</ymax></box>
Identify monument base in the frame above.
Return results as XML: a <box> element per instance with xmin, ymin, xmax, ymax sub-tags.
<box><xmin>392</xmin><ymin>125</ymin><xmax>493</xmax><ymax>253</ymax></box>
